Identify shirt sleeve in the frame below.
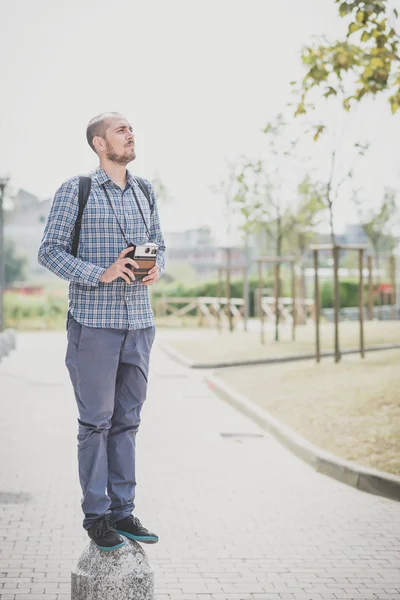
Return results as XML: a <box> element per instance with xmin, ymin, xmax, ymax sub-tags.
<box><xmin>148</xmin><ymin>184</ymin><xmax>166</xmax><ymax>279</ymax></box>
<box><xmin>37</xmin><ymin>178</ymin><xmax>105</xmax><ymax>286</ymax></box>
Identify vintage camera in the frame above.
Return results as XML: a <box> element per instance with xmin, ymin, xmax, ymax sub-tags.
<box><xmin>126</xmin><ymin>242</ymin><xmax>158</xmax><ymax>281</ymax></box>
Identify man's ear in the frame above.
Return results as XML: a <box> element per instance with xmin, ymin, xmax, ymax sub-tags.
<box><xmin>93</xmin><ymin>136</ymin><xmax>105</xmax><ymax>154</ymax></box>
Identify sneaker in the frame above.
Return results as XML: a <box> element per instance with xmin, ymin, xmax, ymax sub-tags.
<box><xmin>88</xmin><ymin>516</ymin><xmax>126</xmax><ymax>551</ymax></box>
<box><xmin>115</xmin><ymin>515</ymin><xmax>159</xmax><ymax>544</ymax></box>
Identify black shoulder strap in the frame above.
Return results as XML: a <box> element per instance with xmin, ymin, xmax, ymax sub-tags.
<box><xmin>135</xmin><ymin>177</ymin><xmax>154</xmax><ymax>212</ymax></box>
<box><xmin>71</xmin><ymin>176</ymin><xmax>92</xmax><ymax>257</ymax></box>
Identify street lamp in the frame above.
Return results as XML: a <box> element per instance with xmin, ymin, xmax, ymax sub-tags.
<box><xmin>0</xmin><ymin>177</ymin><xmax>10</xmax><ymax>332</ymax></box>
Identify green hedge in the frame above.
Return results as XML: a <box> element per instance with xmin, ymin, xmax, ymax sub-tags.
<box><xmin>4</xmin><ymin>293</ymin><xmax>68</xmax><ymax>329</ymax></box>
<box><xmin>320</xmin><ymin>280</ymin><xmax>377</xmax><ymax>309</ymax></box>
<box><xmin>154</xmin><ymin>277</ymin><xmax>374</xmax><ymax>316</ymax></box>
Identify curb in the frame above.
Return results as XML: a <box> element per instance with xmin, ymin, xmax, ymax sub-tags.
<box><xmin>160</xmin><ymin>341</ymin><xmax>400</xmax><ymax>370</ymax></box>
<box><xmin>205</xmin><ymin>373</ymin><xmax>400</xmax><ymax>503</ymax></box>
<box><xmin>0</xmin><ymin>329</ymin><xmax>16</xmax><ymax>362</ymax></box>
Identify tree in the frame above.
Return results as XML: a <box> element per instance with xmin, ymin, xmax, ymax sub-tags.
<box><xmin>210</xmin><ymin>159</ymin><xmax>243</xmax><ymax>332</ymax></box>
<box><xmin>5</xmin><ymin>239</ymin><xmax>27</xmax><ymax>285</ymax></box>
<box><xmin>355</xmin><ymin>188</ymin><xmax>398</xmax><ymax>316</ymax></box>
<box><xmin>358</xmin><ymin>188</ymin><xmax>398</xmax><ymax>254</ymax></box>
<box><xmin>234</xmin><ymin>117</ymin><xmax>327</xmax><ymax>340</ymax></box>
<box><xmin>151</xmin><ymin>174</ymin><xmax>172</xmax><ymax>205</ymax></box>
<box><xmin>294</xmin><ymin>0</ymin><xmax>400</xmax><ymax>116</ymax></box>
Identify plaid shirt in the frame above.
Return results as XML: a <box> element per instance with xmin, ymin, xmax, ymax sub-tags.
<box><xmin>38</xmin><ymin>167</ymin><xmax>166</xmax><ymax>330</ymax></box>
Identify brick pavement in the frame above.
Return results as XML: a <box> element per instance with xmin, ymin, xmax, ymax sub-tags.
<box><xmin>0</xmin><ymin>331</ymin><xmax>399</xmax><ymax>600</ymax></box>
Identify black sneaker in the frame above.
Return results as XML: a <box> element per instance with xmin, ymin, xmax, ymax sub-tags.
<box><xmin>115</xmin><ymin>515</ymin><xmax>159</xmax><ymax>544</ymax></box>
<box><xmin>88</xmin><ymin>516</ymin><xmax>126</xmax><ymax>551</ymax></box>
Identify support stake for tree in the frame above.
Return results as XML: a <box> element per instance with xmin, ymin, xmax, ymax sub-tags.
<box><xmin>216</xmin><ymin>268</ymin><xmax>222</xmax><ymax>334</ymax></box>
<box><xmin>359</xmin><ymin>249</ymin><xmax>365</xmax><ymax>359</ymax></box>
<box><xmin>225</xmin><ymin>248</ymin><xmax>233</xmax><ymax>333</ymax></box>
<box><xmin>333</xmin><ymin>245</ymin><xmax>340</xmax><ymax>363</ymax></box>
<box><xmin>313</xmin><ymin>249</ymin><xmax>320</xmax><ymax>364</ymax></box>
<box><xmin>274</xmin><ymin>263</ymin><xmax>279</xmax><ymax>342</ymax></box>
<box><xmin>291</xmin><ymin>261</ymin><xmax>296</xmax><ymax>342</ymax></box>
<box><xmin>368</xmin><ymin>255</ymin><xmax>373</xmax><ymax>321</ymax></box>
<box><xmin>390</xmin><ymin>254</ymin><xmax>396</xmax><ymax>320</ymax></box>
<box><xmin>258</xmin><ymin>260</ymin><xmax>264</xmax><ymax>345</ymax></box>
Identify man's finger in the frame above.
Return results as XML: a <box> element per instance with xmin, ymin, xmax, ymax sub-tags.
<box><xmin>142</xmin><ymin>274</ymin><xmax>157</xmax><ymax>283</ymax></box>
<box><xmin>124</xmin><ymin>258</ymin><xmax>140</xmax><ymax>269</ymax></box>
<box><xmin>148</xmin><ymin>265</ymin><xmax>160</xmax><ymax>275</ymax></box>
<box><xmin>121</xmin><ymin>267</ymin><xmax>135</xmax><ymax>281</ymax></box>
<box><xmin>119</xmin><ymin>247</ymin><xmax>133</xmax><ymax>257</ymax></box>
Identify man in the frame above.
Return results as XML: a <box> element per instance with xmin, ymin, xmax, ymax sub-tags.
<box><xmin>38</xmin><ymin>112</ymin><xmax>165</xmax><ymax>551</ymax></box>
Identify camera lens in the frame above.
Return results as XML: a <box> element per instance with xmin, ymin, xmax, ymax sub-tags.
<box><xmin>145</xmin><ymin>247</ymin><xmax>150</xmax><ymax>254</ymax></box>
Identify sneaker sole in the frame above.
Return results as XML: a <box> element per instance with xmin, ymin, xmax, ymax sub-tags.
<box><xmin>95</xmin><ymin>540</ymin><xmax>127</xmax><ymax>551</ymax></box>
<box><xmin>116</xmin><ymin>530</ymin><xmax>159</xmax><ymax>544</ymax></box>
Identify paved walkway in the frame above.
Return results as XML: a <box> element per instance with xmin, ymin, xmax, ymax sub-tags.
<box><xmin>0</xmin><ymin>331</ymin><xmax>399</xmax><ymax>600</ymax></box>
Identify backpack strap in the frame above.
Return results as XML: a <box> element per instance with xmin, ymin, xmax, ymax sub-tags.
<box><xmin>135</xmin><ymin>177</ymin><xmax>154</xmax><ymax>212</ymax></box>
<box><xmin>71</xmin><ymin>176</ymin><xmax>92</xmax><ymax>257</ymax></box>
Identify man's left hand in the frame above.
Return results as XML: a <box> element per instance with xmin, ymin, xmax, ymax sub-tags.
<box><xmin>142</xmin><ymin>265</ymin><xmax>160</xmax><ymax>286</ymax></box>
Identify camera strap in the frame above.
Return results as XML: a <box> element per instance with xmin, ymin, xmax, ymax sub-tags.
<box><xmin>131</xmin><ymin>186</ymin><xmax>152</xmax><ymax>240</ymax></box>
<box><xmin>102</xmin><ymin>183</ymin><xmax>152</xmax><ymax>244</ymax></box>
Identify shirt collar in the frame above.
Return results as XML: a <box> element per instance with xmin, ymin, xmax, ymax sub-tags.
<box><xmin>90</xmin><ymin>166</ymin><xmax>136</xmax><ymax>188</ymax></box>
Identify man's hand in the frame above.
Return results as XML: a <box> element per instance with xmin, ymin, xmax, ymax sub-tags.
<box><xmin>100</xmin><ymin>247</ymin><xmax>139</xmax><ymax>284</ymax></box>
<box><xmin>142</xmin><ymin>265</ymin><xmax>160</xmax><ymax>286</ymax></box>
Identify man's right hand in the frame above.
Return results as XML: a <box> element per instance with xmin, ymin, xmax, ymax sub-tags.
<box><xmin>100</xmin><ymin>247</ymin><xmax>139</xmax><ymax>284</ymax></box>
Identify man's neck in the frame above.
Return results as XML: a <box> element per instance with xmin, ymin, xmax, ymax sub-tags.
<box><xmin>99</xmin><ymin>159</ymin><xmax>128</xmax><ymax>190</ymax></box>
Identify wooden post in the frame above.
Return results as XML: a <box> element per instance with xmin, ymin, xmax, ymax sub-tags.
<box><xmin>197</xmin><ymin>303</ymin><xmax>202</xmax><ymax>327</ymax></box>
<box><xmin>291</xmin><ymin>261</ymin><xmax>296</xmax><ymax>342</ymax></box>
<box><xmin>243</xmin><ymin>266</ymin><xmax>249</xmax><ymax>332</ymax></box>
<box><xmin>368</xmin><ymin>255</ymin><xmax>373</xmax><ymax>321</ymax></box>
<box><xmin>258</xmin><ymin>261</ymin><xmax>265</xmax><ymax>344</ymax></box>
<box><xmin>313</xmin><ymin>250</ymin><xmax>320</xmax><ymax>364</ymax></box>
<box><xmin>226</xmin><ymin>248</ymin><xmax>233</xmax><ymax>333</ymax></box>
<box><xmin>216</xmin><ymin>268</ymin><xmax>222</xmax><ymax>333</ymax></box>
<box><xmin>359</xmin><ymin>249</ymin><xmax>365</xmax><ymax>359</ymax></box>
<box><xmin>333</xmin><ymin>245</ymin><xmax>340</xmax><ymax>363</ymax></box>
<box><xmin>274</xmin><ymin>262</ymin><xmax>279</xmax><ymax>342</ymax></box>
<box><xmin>390</xmin><ymin>254</ymin><xmax>396</xmax><ymax>320</ymax></box>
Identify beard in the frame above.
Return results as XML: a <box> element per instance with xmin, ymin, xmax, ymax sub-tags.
<box><xmin>105</xmin><ymin>139</ymin><xmax>136</xmax><ymax>165</ymax></box>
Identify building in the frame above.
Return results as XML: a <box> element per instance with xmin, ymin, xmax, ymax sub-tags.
<box><xmin>5</xmin><ymin>189</ymin><xmax>52</xmax><ymax>279</ymax></box>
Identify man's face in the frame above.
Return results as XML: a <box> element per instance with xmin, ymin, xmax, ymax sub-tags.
<box><xmin>102</xmin><ymin>115</ymin><xmax>136</xmax><ymax>165</ymax></box>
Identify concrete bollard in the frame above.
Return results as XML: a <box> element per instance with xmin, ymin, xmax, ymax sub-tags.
<box><xmin>71</xmin><ymin>539</ymin><xmax>154</xmax><ymax>600</ymax></box>
<box><xmin>0</xmin><ymin>329</ymin><xmax>16</xmax><ymax>360</ymax></box>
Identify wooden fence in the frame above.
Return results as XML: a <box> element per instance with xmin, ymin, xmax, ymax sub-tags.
<box><xmin>155</xmin><ymin>296</ymin><xmax>245</xmax><ymax>328</ymax></box>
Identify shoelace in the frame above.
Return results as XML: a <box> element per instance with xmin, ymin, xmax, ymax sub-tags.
<box><xmin>93</xmin><ymin>516</ymin><xmax>116</xmax><ymax>538</ymax></box>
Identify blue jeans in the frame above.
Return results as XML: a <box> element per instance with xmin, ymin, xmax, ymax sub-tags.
<box><xmin>65</xmin><ymin>315</ymin><xmax>155</xmax><ymax>530</ymax></box>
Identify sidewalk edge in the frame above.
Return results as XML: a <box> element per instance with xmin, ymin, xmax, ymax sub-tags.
<box><xmin>205</xmin><ymin>373</ymin><xmax>400</xmax><ymax>503</ymax></box>
<box><xmin>159</xmin><ymin>342</ymin><xmax>400</xmax><ymax>370</ymax></box>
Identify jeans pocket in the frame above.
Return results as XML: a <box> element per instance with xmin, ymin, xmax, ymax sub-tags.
<box><xmin>67</xmin><ymin>316</ymin><xmax>83</xmax><ymax>350</ymax></box>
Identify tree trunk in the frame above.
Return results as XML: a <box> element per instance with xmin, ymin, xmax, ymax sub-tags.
<box><xmin>375</xmin><ymin>252</ymin><xmax>382</xmax><ymax>320</ymax></box>
<box><xmin>275</xmin><ymin>224</ymin><xmax>282</xmax><ymax>342</ymax></box>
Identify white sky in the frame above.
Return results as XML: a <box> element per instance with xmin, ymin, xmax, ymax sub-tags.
<box><xmin>1</xmin><ymin>0</ymin><xmax>399</xmax><ymax>241</ymax></box>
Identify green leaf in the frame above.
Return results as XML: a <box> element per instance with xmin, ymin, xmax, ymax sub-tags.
<box><xmin>324</xmin><ymin>86</ymin><xmax>338</xmax><ymax>98</ymax></box>
<box><xmin>294</xmin><ymin>103</ymin><xmax>307</xmax><ymax>117</ymax></box>
<box><xmin>356</xmin><ymin>10</ymin><xmax>365</xmax><ymax>23</ymax></box>
<box><xmin>361</xmin><ymin>30</ymin><xmax>370</xmax><ymax>42</ymax></box>
<box><xmin>348</xmin><ymin>21</ymin><xmax>363</xmax><ymax>35</ymax></box>
<box><xmin>371</xmin><ymin>57</ymin><xmax>385</xmax><ymax>68</ymax></box>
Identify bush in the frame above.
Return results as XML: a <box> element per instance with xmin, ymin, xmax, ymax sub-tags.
<box><xmin>154</xmin><ymin>276</ymin><xmax>375</xmax><ymax>315</ymax></box>
<box><xmin>4</xmin><ymin>293</ymin><xmax>68</xmax><ymax>329</ymax></box>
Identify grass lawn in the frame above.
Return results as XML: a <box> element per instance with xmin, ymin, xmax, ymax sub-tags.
<box><xmin>216</xmin><ymin>349</ymin><xmax>400</xmax><ymax>476</ymax></box>
<box><xmin>160</xmin><ymin>320</ymin><xmax>400</xmax><ymax>364</ymax></box>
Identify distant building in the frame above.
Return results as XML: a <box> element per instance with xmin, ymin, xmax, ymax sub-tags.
<box><xmin>5</xmin><ymin>189</ymin><xmax>51</xmax><ymax>279</ymax></box>
<box><xmin>164</xmin><ymin>226</ymin><xmax>246</xmax><ymax>279</ymax></box>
